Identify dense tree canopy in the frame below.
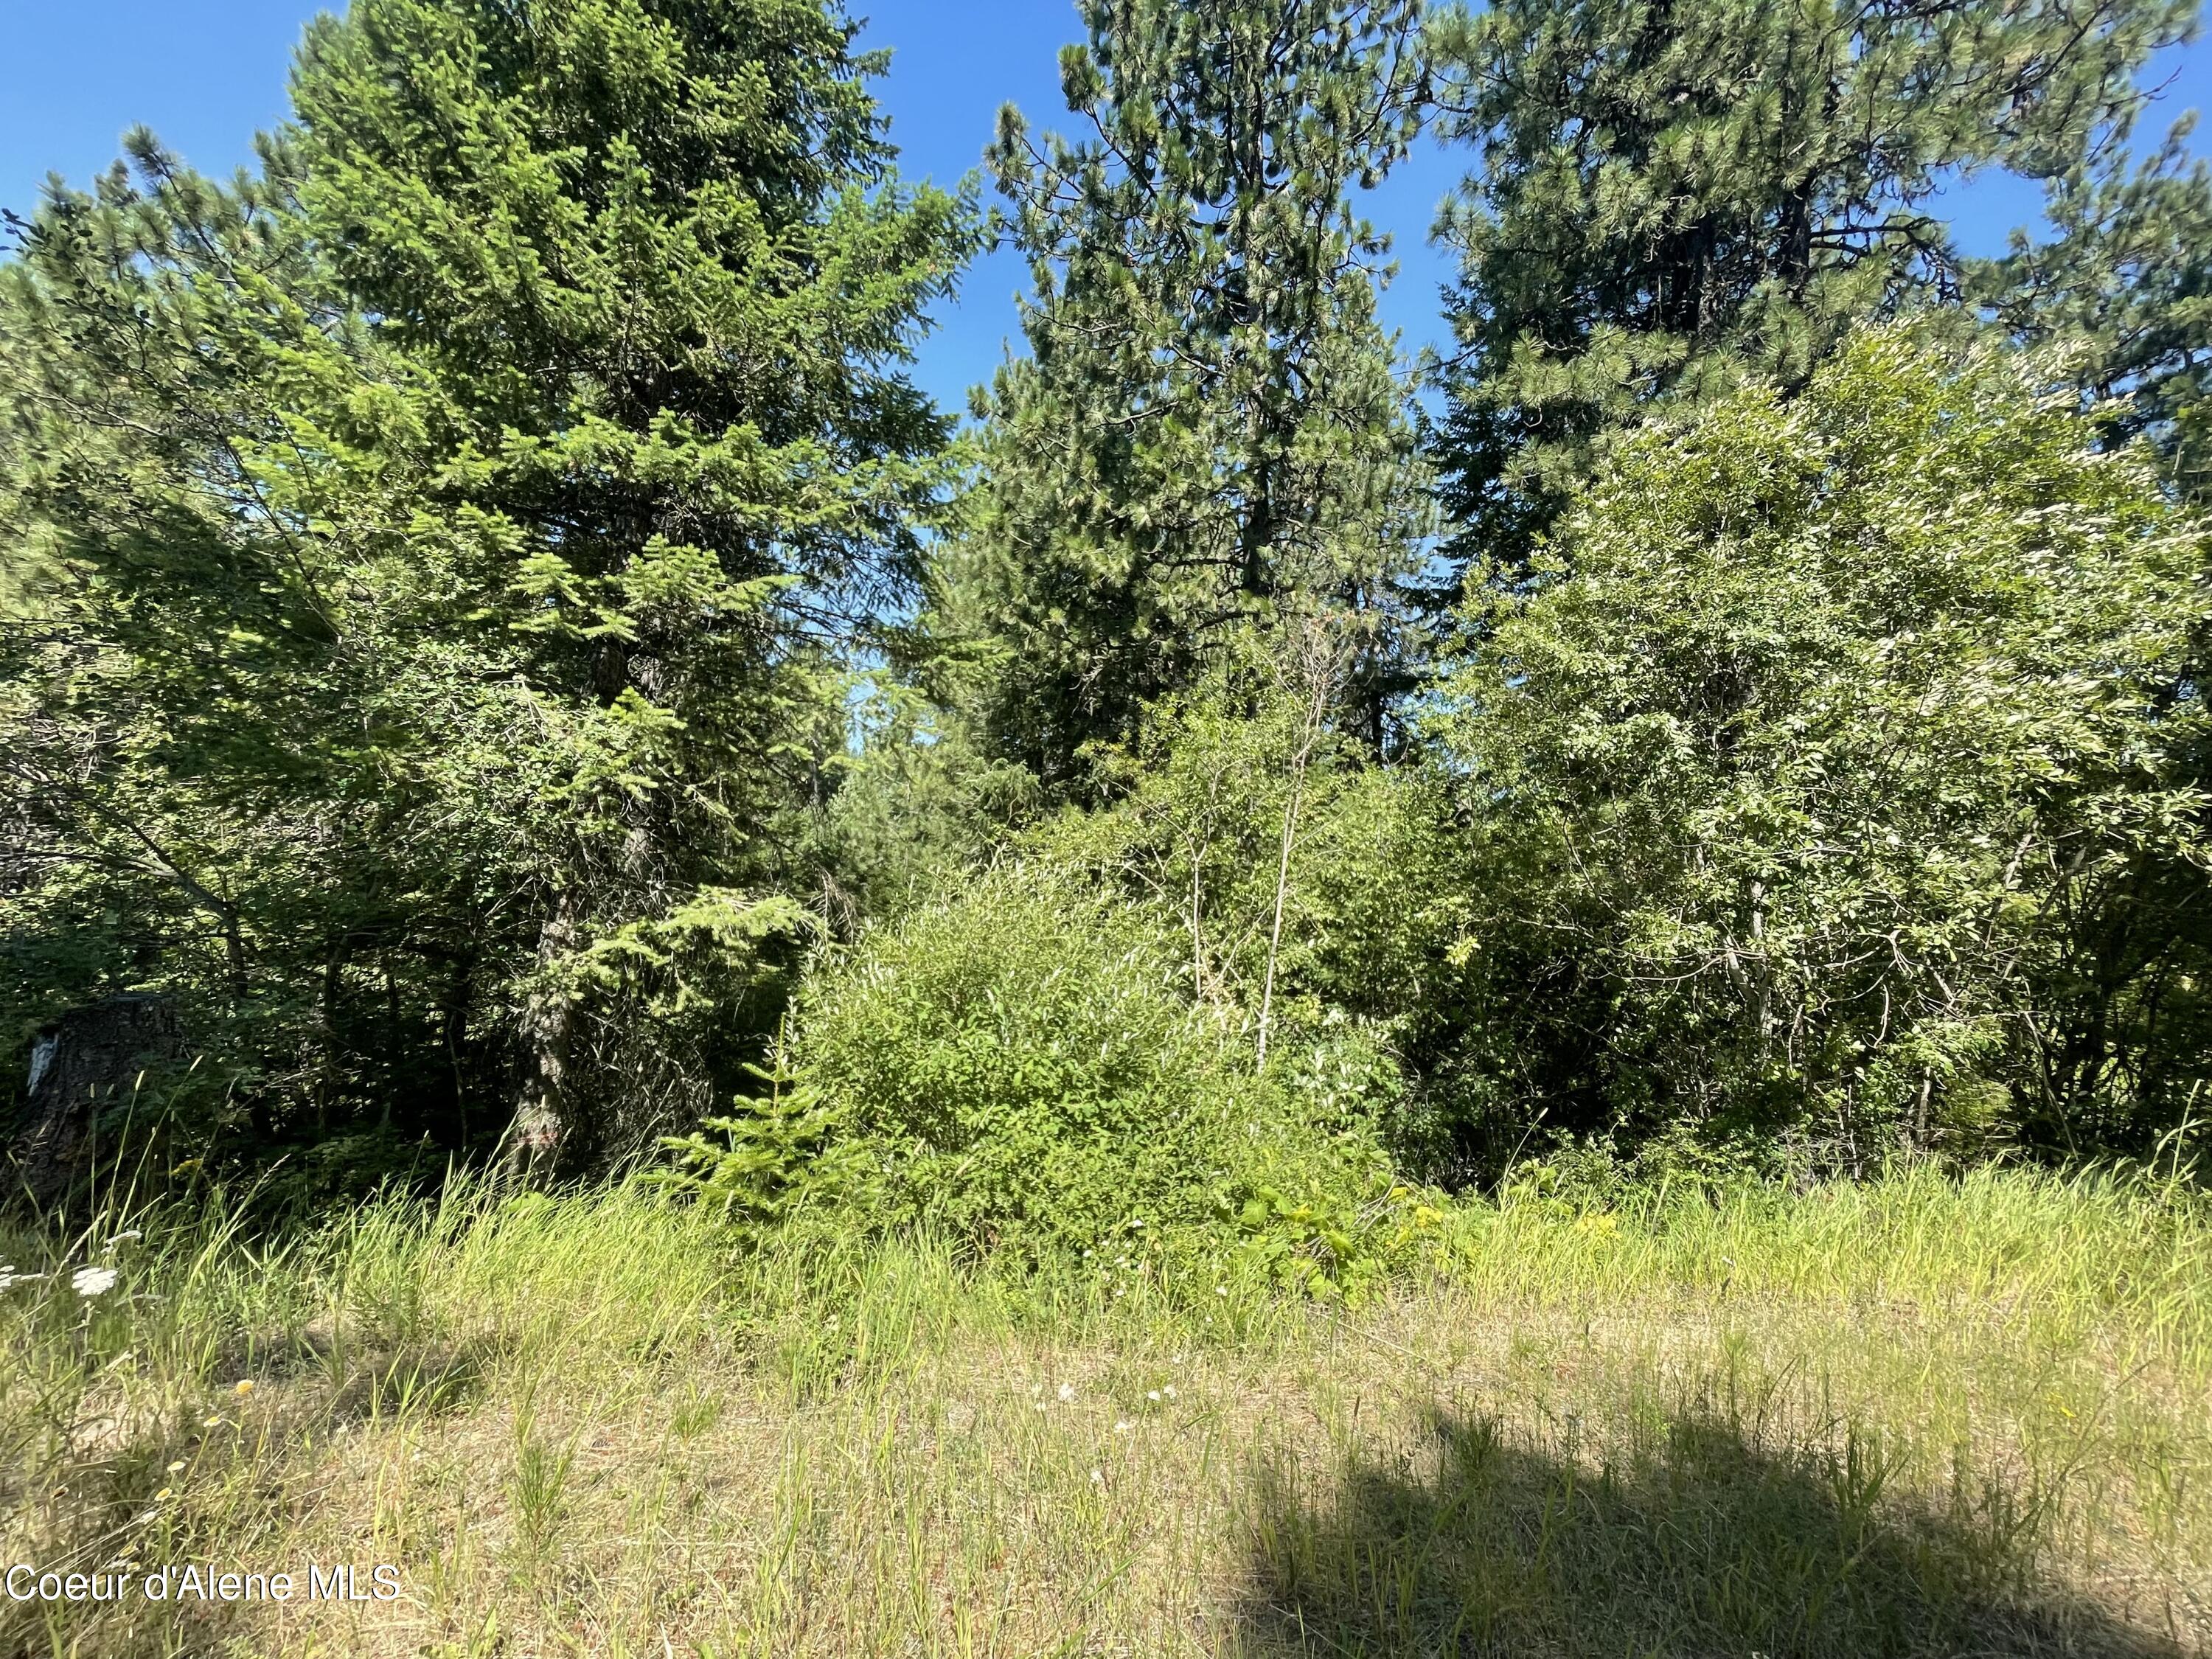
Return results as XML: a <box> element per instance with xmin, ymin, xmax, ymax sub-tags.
<box><xmin>1430</xmin><ymin>329</ymin><xmax>2211</xmax><ymax>1164</ymax></box>
<box><xmin>1972</xmin><ymin>120</ymin><xmax>2212</xmax><ymax>504</ymax></box>
<box><xmin>1</xmin><ymin>0</ymin><xmax>967</xmax><ymax>1189</ymax></box>
<box><xmin>952</xmin><ymin>0</ymin><xmax>1432</xmax><ymax>790</ymax></box>
<box><xmin>4</xmin><ymin>0</ymin><xmax>2209</xmax><ymax>1208</ymax></box>
<box><xmin>289</xmin><ymin>0</ymin><xmax>971</xmax><ymax>1169</ymax></box>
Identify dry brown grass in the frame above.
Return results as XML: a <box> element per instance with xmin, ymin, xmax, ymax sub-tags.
<box><xmin>248</xmin><ymin>1298</ymin><xmax>2209</xmax><ymax>1656</ymax></box>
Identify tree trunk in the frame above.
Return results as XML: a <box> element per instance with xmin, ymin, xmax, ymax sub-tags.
<box><xmin>10</xmin><ymin>994</ymin><xmax>183</xmax><ymax>1211</ymax></box>
<box><xmin>508</xmin><ymin>890</ymin><xmax>582</xmax><ymax>1182</ymax></box>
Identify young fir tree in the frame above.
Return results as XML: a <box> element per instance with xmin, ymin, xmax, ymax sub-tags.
<box><xmin>0</xmin><ymin>0</ymin><xmax>970</xmax><ymax>1181</ymax></box>
<box><xmin>1425</xmin><ymin>0</ymin><xmax>2196</xmax><ymax>580</ymax></box>
<box><xmin>956</xmin><ymin>0</ymin><xmax>1431</xmax><ymax>792</ymax></box>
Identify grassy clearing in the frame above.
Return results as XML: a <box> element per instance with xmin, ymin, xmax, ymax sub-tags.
<box><xmin>1</xmin><ymin>1165</ymin><xmax>2207</xmax><ymax>1656</ymax></box>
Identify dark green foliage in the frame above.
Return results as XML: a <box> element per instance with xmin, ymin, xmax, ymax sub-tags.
<box><xmin>1430</xmin><ymin>327</ymin><xmax>2212</xmax><ymax>1166</ymax></box>
<box><xmin>956</xmin><ymin>0</ymin><xmax>1432</xmax><ymax>790</ymax></box>
<box><xmin>0</xmin><ymin>135</ymin><xmax>489</xmax><ymax>1175</ymax></box>
<box><xmin>9</xmin><ymin>0</ymin><xmax>2212</xmax><ymax>1231</ymax></box>
<box><xmin>1</xmin><ymin>1</ymin><xmax>970</xmax><ymax>1185</ymax></box>
<box><xmin>1972</xmin><ymin>119</ymin><xmax>2212</xmax><ymax>504</ymax></box>
<box><xmin>804</xmin><ymin>678</ymin><xmax>1044</xmax><ymax>932</ymax></box>
<box><xmin>1425</xmin><ymin>0</ymin><xmax>2194</xmax><ymax>577</ymax></box>
<box><xmin>288</xmin><ymin>0</ymin><xmax>973</xmax><ymax>1169</ymax></box>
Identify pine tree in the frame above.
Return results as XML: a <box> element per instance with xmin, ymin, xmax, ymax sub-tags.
<box><xmin>1427</xmin><ymin>0</ymin><xmax>2195</xmax><ymax>579</ymax></box>
<box><xmin>958</xmin><ymin>0</ymin><xmax>1430</xmax><ymax>792</ymax></box>
<box><xmin>0</xmin><ymin>134</ymin><xmax>443</xmax><ymax>1171</ymax></box>
<box><xmin>1971</xmin><ymin>119</ymin><xmax>2212</xmax><ymax>504</ymax></box>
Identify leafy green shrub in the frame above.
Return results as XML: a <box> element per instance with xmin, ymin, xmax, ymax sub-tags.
<box><xmin>663</xmin><ymin>864</ymin><xmax>1432</xmax><ymax>1297</ymax></box>
<box><xmin>1031</xmin><ymin>631</ymin><xmax>1479</xmax><ymax>1183</ymax></box>
<box><xmin>1433</xmin><ymin>326</ymin><xmax>2212</xmax><ymax>1164</ymax></box>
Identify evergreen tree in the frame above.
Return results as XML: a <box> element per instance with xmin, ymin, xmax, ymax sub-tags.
<box><xmin>0</xmin><ymin>136</ymin><xmax>454</xmax><ymax>1179</ymax></box>
<box><xmin>0</xmin><ymin>0</ymin><xmax>970</xmax><ymax>1182</ymax></box>
<box><xmin>1426</xmin><ymin>0</ymin><xmax>2195</xmax><ymax>578</ymax></box>
<box><xmin>958</xmin><ymin>0</ymin><xmax>1430</xmax><ymax>791</ymax></box>
<box><xmin>288</xmin><ymin>0</ymin><xmax>972</xmax><ymax>1171</ymax></box>
<box><xmin>1971</xmin><ymin>119</ymin><xmax>2212</xmax><ymax>504</ymax></box>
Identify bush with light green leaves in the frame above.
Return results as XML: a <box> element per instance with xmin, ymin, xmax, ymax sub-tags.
<box><xmin>662</xmin><ymin>863</ymin><xmax>1439</xmax><ymax>1298</ymax></box>
<box><xmin>1433</xmin><ymin>325</ymin><xmax>2212</xmax><ymax>1164</ymax></box>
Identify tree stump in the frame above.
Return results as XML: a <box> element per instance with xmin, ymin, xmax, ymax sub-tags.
<box><xmin>12</xmin><ymin>994</ymin><xmax>184</xmax><ymax>1209</ymax></box>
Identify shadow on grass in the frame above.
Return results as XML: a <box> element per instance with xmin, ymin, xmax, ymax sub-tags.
<box><xmin>1234</xmin><ymin>1404</ymin><xmax>2189</xmax><ymax>1658</ymax></box>
<box><xmin>293</xmin><ymin>1335</ymin><xmax>492</xmax><ymax>1427</ymax></box>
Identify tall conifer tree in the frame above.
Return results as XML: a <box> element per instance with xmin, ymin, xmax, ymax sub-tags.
<box><xmin>286</xmin><ymin>0</ymin><xmax>971</xmax><ymax>1169</ymax></box>
<box><xmin>1426</xmin><ymin>0</ymin><xmax>2195</xmax><ymax>578</ymax></box>
<box><xmin>0</xmin><ymin>0</ymin><xmax>970</xmax><ymax>1176</ymax></box>
<box><xmin>958</xmin><ymin>0</ymin><xmax>1430</xmax><ymax>790</ymax></box>
<box><xmin>1972</xmin><ymin>122</ymin><xmax>2212</xmax><ymax>504</ymax></box>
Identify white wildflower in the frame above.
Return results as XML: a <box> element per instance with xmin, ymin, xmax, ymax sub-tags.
<box><xmin>1056</xmin><ymin>1382</ymin><xmax>1075</xmax><ymax>1402</ymax></box>
<box><xmin>1089</xmin><ymin>1467</ymin><xmax>1104</xmax><ymax>1484</ymax></box>
<box><xmin>72</xmin><ymin>1266</ymin><xmax>118</xmax><ymax>1299</ymax></box>
<box><xmin>1162</xmin><ymin>1385</ymin><xmax>1177</xmax><ymax>1401</ymax></box>
<box><xmin>1146</xmin><ymin>1389</ymin><xmax>1161</xmax><ymax>1402</ymax></box>
<box><xmin>1113</xmin><ymin>1419</ymin><xmax>1131</xmax><ymax>1433</ymax></box>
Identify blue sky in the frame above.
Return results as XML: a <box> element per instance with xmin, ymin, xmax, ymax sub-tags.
<box><xmin>4</xmin><ymin>1</ymin><xmax>2206</xmax><ymax>415</ymax></box>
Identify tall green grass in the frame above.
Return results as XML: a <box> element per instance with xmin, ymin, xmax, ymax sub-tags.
<box><xmin>1456</xmin><ymin>1161</ymin><xmax>2212</xmax><ymax>1353</ymax></box>
<box><xmin>0</xmin><ymin>1163</ymin><xmax>2204</xmax><ymax>1655</ymax></box>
